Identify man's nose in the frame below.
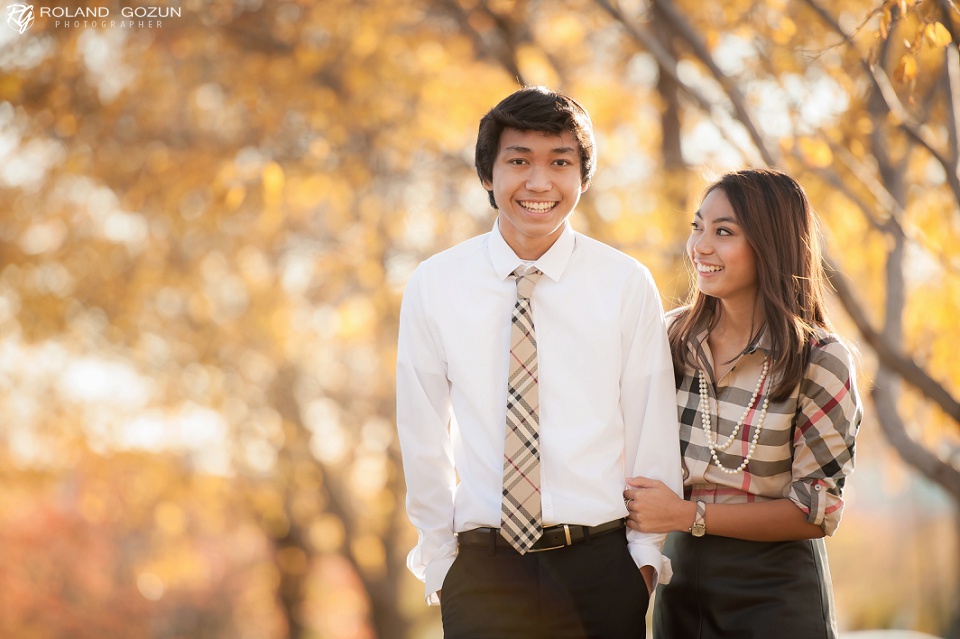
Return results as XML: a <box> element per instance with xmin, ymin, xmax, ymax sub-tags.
<box><xmin>525</xmin><ymin>165</ymin><xmax>551</xmax><ymax>191</ymax></box>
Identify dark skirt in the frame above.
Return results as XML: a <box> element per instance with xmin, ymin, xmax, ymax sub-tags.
<box><xmin>653</xmin><ymin>532</ymin><xmax>838</xmax><ymax>639</ymax></box>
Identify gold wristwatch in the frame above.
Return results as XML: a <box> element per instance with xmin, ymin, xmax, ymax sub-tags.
<box><xmin>689</xmin><ymin>500</ymin><xmax>706</xmax><ymax>537</ymax></box>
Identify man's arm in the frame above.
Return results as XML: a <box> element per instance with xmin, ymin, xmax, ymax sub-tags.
<box><xmin>396</xmin><ymin>269</ymin><xmax>458</xmax><ymax>605</ymax></box>
<box><xmin>620</xmin><ymin>266</ymin><xmax>683</xmax><ymax>592</ymax></box>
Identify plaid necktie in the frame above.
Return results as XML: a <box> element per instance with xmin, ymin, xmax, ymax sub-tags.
<box><xmin>501</xmin><ymin>266</ymin><xmax>544</xmax><ymax>553</ymax></box>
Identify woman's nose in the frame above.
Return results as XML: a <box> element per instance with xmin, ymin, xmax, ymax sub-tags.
<box><xmin>692</xmin><ymin>235</ymin><xmax>713</xmax><ymax>255</ymax></box>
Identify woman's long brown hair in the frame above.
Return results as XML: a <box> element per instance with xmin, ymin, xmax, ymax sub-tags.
<box><xmin>668</xmin><ymin>168</ymin><xmax>831</xmax><ymax>401</ymax></box>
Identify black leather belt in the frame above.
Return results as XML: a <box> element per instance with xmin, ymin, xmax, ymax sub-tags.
<box><xmin>457</xmin><ymin>519</ymin><xmax>625</xmax><ymax>552</ymax></box>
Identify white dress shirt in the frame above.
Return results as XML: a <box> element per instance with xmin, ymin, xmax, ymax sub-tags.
<box><xmin>396</xmin><ymin>220</ymin><xmax>683</xmax><ymax>604</ymax></box>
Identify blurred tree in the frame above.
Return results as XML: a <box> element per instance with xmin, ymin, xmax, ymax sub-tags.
<box><xmin>0</xmin><ymin>0</ymin><xmax>958</xmax><ymax>637</ymax></box>
<box><xmin>0</xmin><ymin>451</ymin><xmax>282</xmax><ymax>638</ymax></box>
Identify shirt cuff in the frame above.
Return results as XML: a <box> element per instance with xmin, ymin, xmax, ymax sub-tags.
<box><xmin>423</xmin><ymin>554</ymin><xmax>457</xmax><ymax>606</ymax></box>
<box><xmin>788</xmin><ymin>478</ymin><xmax>844</xmax><ymax>536</ymax></box>
<box><xmin>627</xmin><ymin>541</ymin><xmax>673</xmax><ymax>588</ymax></box>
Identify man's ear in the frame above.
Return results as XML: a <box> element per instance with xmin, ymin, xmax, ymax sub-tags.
<box><xmin>580</xmin><ymin>181</ymin><xmax>590</xmax><ymax>194</ymax></box>
<box><xmin>481</xmin><ymin>178</ymin><xmax>492</xmax><ymax>190</ymax></box>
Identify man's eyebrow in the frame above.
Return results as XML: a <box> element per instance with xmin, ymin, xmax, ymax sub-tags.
<box><xmin>502</xmin><ymin>145</ymin><xmax>579</xmax><ymax>154</ymax></box>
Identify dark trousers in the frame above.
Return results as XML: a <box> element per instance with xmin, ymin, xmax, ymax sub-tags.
<box><xmin>440</xmin><ymin>529</ymin><xmax>649</xmax><ymax>639</ymax></box>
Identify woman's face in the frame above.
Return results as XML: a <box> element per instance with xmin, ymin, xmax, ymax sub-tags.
<box><xmin>687</xmin><ymin>188</ymin><xmax>758</xmax><ymax>307</ymax></box>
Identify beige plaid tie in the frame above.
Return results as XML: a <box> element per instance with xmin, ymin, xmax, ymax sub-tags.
<box><xmin>501</xmin><ymin>266</ymin><xmax>544</xmax><ymax>553</ymax></box>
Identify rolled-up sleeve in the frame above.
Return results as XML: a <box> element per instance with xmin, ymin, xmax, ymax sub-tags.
<box><xmin>788</xmin><ymin>338</ymin><xmax>863</xmax><ymax>536</ymax></box>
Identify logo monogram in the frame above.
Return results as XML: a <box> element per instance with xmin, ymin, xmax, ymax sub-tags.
<box><xmin>6</xmin><ymin>4</ymin><xmax>34</xmax><ymax>33</ymax></box>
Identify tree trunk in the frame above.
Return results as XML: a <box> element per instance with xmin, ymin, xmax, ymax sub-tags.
<box><xmin>275</xmin><ymin>524</ymin><xmax>309</xmax><ymax>639</ymax></box>
<box><xmin>652</xmin><ymin>2</ymin><xmax>692</xmax><ymax>303</ymax></box>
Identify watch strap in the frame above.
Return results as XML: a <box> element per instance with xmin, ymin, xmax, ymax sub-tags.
<box><xmin>689</xmin><ymin>500</ymin><xmax>706</xmax><ymax>536</ymax></box>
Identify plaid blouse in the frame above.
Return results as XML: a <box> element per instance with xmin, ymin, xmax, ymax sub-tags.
<box><xmin>673</xmin><ymin>317</ymin><xmax>863</xmax><ymax>536</ymax></box>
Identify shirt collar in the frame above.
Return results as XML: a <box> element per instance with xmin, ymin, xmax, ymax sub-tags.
<box><xmin>689</xmin><ymin>322</ymin><xmax>772</xmax><ymax>360</ymax></box>
<box><xmin>488</xmin><ymin>218</ymin><xmax>575</xmax><ymax>283</ymax></box>
<box><xmin>748</xmin><ymin>328</ymin><xmax>772</xmax><ymax>354</ymax></box>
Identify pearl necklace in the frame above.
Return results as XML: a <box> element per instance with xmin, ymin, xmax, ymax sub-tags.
<box><xmin>698</xmin><ymin>357</ymin><xmax>770</xmax><ymax>474</ymax></box>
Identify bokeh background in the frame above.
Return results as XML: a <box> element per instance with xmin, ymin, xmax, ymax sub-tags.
<box><xmin>1</xmin><ymin>0</ymin><xmax>959</xmax><ymax>637</ymax></box>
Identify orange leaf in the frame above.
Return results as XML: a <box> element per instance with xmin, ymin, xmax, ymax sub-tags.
<box><xmin>893</xmin><ymin>54</ymin><xmax>917</xmax><ymax>83</ymax></box>
<box><xmin>924</xmin><ymin>22</ymin><xmax>952</xmax><ymax>48</ymax></box>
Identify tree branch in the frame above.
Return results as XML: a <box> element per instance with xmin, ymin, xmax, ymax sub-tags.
<box><xmin>872</xmin><ymin>371</ymin><xmax>960</xmax><ymax>501</ymax></box>
<box><xmin>798</xmin><ymin>149</ymin><xmax>888</xmax><ymax>234</ymax></box>
<box><xmin>945</xmin><ymin>41</ymin><xmax>960</xmax><ymax>177</ymax></box>
<box><xmin>800</xmin><ymin>0</ymin><xmax>960</xmax><ymax>205</ymax></box>
<box><xmin>592</xmin><ymin>0</ymin><xmax>706</xmax><ymax>109</ymax></box>
<box><xmin>592</xmin><ymin>0</ymin><xmax>766</xmax><ymax>164</ymax></box>
<box><xmin>825</xmin><ymin>256</ymin><xmax>960</xmax><ymax>424</ymax></box>
<box><xmin>938</xmin><ymin>0</ymin><xmax>960</xmax><ymax>29</ymax></box>
<box><xmin>648</xmin><ymin>0</ymin><xmax>779</xmax><ymax>166</ymax></box>
<box><xmin>808</xmin><ymin>144</ymin><xmax>960</xmax><ymax>276</ymax></box>
<box><xmin>436</xmin><ymin>0</ymin><xmax>526</xmax><ymax>84</ymax></box>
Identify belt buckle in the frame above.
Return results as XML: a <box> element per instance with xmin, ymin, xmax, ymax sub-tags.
<box><xmin>527</xmin><ymin>524</ymin><xmax>572</xmax><ymax>553</ymax></box>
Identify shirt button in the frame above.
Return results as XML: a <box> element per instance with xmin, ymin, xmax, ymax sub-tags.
<box><xmin>814</xmin><ymin>484</ymin><xmax>822</xmax><ymax>491</ymax></box>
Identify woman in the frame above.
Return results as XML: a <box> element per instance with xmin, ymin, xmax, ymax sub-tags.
<box><xmin>625</xmin><ymin>168</ymin><xmax>862</xmax><ymax>638</ymax></box>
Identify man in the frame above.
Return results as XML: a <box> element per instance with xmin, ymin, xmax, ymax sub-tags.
<box><xmin>396</xmin><ymin>86</ymin><xmax>682</xmax><ymax>638</ymax></box>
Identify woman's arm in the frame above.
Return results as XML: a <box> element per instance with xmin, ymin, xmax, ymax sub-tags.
<box><xmin>624</xmin><ymin>477</ymin><xmax>825</xmax><ymax>541</ymax></box>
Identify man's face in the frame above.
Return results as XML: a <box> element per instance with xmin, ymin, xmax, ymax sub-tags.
<box><xmin>483</xmin><ymin>127</ymin><xmax>587</xmax><ymax>260</ymax></box>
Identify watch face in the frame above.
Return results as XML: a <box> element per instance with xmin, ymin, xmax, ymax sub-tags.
<box><xmin>692</xmin><ymin>524</ymin><xmax>706</xmax><ymax>537</ymax></box>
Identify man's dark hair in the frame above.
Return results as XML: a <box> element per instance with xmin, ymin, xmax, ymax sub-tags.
<box><xmin>474</xmin><ymin>86</ymin><xmax>596</xmax><ymax>209</ymax></box>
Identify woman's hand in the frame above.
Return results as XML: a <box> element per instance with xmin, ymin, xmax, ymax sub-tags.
<box><xmin>623</xmin><ymin>476</ymin><xmax>694</xmax><ymax>534</ymax></box>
